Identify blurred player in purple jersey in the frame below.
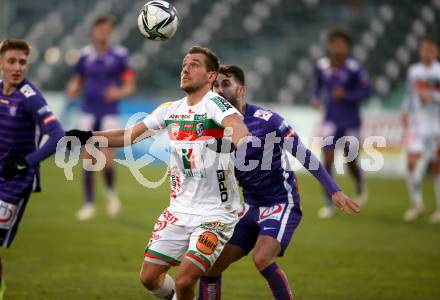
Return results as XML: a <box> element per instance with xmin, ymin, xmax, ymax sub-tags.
<box><xmin>67</xmin><ymin>16</ymin><xmax>136</xmax><ymax>221</ymax></box>
<box><xmin>310</xmin><ymin>30</ymin><xmax>372</xmax><ymax>218</ymax></box>
<box><xmin>198</xmin><ymin>65</ymin><xmax>360</xmax><ymax>300</ymax></box>
<box><xmin>0</xmin><ymin>39</ymin><xmax>64</xmax><ymax>299</ymax></box>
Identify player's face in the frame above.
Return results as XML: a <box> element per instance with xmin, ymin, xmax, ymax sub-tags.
<box><xmin>328</xmin><ymin>38</ymin><xmax>349</xmax><ymax>60</ymax></box>
<box><xmin>419</xmin><ymin>41</ymin><xmax>438</xmax><ymax>64</ymax></box>
<box><xmin>213</xmin><ymin>73</ymin><xmax>240</xmax><ymax>108</ymax></box>
<box><xmin>0</xmin><ymin>50</ymin><xmax>28</xmax><ymax>87</ymax></box>
<box><xmin>180</xmin><ymin>53</ymin><xmax>215</xmax><ymax>93</ymax></box>
<box><xmin>92</xmin><ymin>22</ymin><xmax>113</xmax><ymax>45</ymax></box>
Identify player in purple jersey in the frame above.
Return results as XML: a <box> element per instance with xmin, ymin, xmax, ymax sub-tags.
<box><xmin>0</xmin><ymin>39</ymin><xmax>64</xmax><ymax>299</ymax></box>
<box><xmin>67</xmin><ymin>16</ymin><xmax>136</xmax><ymax>221</ymax></box>
<box><xmin>310</xmin><ymin>30</ymin><xmax>372</xmax><ymax>218</ymax></box>
<box><xmin>198</xmin><ymin>65</ymin><xmax>360</xmax><ymax>300</ymax></box>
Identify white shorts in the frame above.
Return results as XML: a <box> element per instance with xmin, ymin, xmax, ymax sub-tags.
<box><xmin>406</xmin><ymin>127</ymin><xmax>440</xmax><ymax>157</ymax></box>
<box><xmin>144</xmin><ymin>207</ymin><xmax>238</xmax><ymax>272</ymax></box>
<box><xmin>77</xmin><ymin>112</ymin><xmax>121</xmax><ymax>131</ymax></box>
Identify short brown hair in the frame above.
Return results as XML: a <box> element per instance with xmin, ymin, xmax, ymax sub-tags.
<box><xmin>219</xmin><ymin>64</ymin><xmax>245</xmax><ymax>85</ymax></box>
<box><xmin>420</xmin><ymin>36</ymin><xmax>438</xmax><ymax>47</ymax></box>
<box><xmin>187</xmin><ymin>46</ymin><xmax>220</xmax><ymax>72</ymax></box>
<box><xmin>0</xmin><ymin>39</ymin><xmax>30</xmax><ymax>56</ymax></box>
<box><xmin>328</xmin><ymin>30</ymin><xmax>351</xmax><ymax>45</ymax></box>
<box><xmin>92</xmin><ymin>15</ymin><xmax>115</xmax><ymax>28</ymax></box>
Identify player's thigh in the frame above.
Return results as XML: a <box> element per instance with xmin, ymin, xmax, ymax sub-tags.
<box><xmin>206</xmin><ymin>243</ymin><xmax>246</xmax><ymax>276</ymax></box>
<box><xmin>186</xmin><ymin>217</ymin><xmax>237</xmax><ymax>273</ymax></box>
<box><xmin>406</xmin><ymin>152</ymin><xmax>422</xmax><ymax>171</ymax></box>
<box><xmin>257</xmin><ymin>202</ymin><xmax>302</xmax><ymax>258</ymax></box>
<box><xmin>99</xmin><ymin>147</ymin><xmax>115</xmax><ymax>168</ymax></box>
<box><xmin>144</xmin><ymin>210</ymin><xmax>191</xmax><ymax>269</ymax></box>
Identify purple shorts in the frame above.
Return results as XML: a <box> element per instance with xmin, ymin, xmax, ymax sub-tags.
<box><xmin>228</xmin><ymin>199</ymin><xmax>302</xmax><ymax>256</ymax></box>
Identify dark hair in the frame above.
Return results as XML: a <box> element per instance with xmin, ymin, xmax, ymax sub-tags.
<box><xmin>187</xmin><ymin>46</ymin><xmax>220</xmax><ymax>72</ymax></box>
<box><xmin>420</xmin><ymin>36</ymin><xmax>438</xmax><ymax>47</ymax></box>
<box><xmin>92</xmin><ymin>15</ymin><xmax>115</xmax><ymax>28</ymax></box>
<box><xmin>0</xmin><ymin>39</ymin><xmax>30</xmax><ymax>56</ymax></box>
<box><xmin>328</xmin><ymin>30</ymin><xmax>351</xmax><ymax>45</ymax></box>
<box><xmin>219</xmin><ymin>64</ymin><xmax>245</xmax><ymax>85</ymax></box>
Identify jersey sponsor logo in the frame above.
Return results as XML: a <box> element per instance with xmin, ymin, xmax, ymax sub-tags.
<box><xmin>211</xmin><ymin>96</ymin><xmax>233</xmax><ymax>112</ymax></box>
<box><xmin>170</xmin><ymin>167</ymin><xmax>181</xmax><ymax>200</ymax></box>
<box><xmin>169</xmin><ymin>114</ymin><xmax>190</xmax><ymax>120</ymax></box>
<box><xmin>171</xmin><ymin>122</ymin><xmax>180</xmax><ymax>139</ymax></box>
<box><xmin>200</xmin><ymin>221</ymin><xmax>226</xmax><ymax>234</ymax></box>
<box><xmin>254</xmin><ymin>109</ymin><xmax>273</xmax><ymax>121</ymax></box>
<box><xmin>37</xmin><ymin>105</ymin><xmax>51</xmax><ymax>115</ymax></box>
<box><xmin>259</xmin><ymin>203</ymin><xmax>285</xmax><ymax>221</ymax></box>
<box><xmin>196</xmin><ymin>231</ymin><xmax>219</xmax><ymax>255</ymax></box>
<box><xmin>162</xmin><ymin>208</ymin><xmax>178</xmax><ymax>224</ymax></box>
<box><xmin>153</xmin><ymin>220</ymin><xmax>167</xmax><ymax>232</ymax></box>
<box><xmin>9</xmin><ymin>105</ymin><xmax>17</xmax><ymax>116</ymax></box>
<box><xmin>194</xmin><ymin>113</ymin><xmax>207</xmax><ymax>121</ymax></box>
<box><xmin>0</xmin><ymin>200</ymin><xmax>17</xmax><ymax>229</ymax></box>
<box><xmin>216</xmin><ymin>170</ymin><xmax>228</xmax><ymax>202</ymax></box>
<box><xmin>20</xmin><ymin>84</ymin><xmax>36</xmax><ymax>98</ymax></box>
<box><xmin>196</xmin><ymin>122</ymin><xmax>204</xmax><ymax>137</ymax></box>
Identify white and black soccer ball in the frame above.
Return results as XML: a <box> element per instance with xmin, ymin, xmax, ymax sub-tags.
<box><xmin>137</xmin><ymin>0</ymin><xmax>179</xmax><ymax>41</ymax></box>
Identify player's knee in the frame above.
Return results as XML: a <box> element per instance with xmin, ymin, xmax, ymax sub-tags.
<box><xmin>139</xmin><ymin>270</ymin><xmax>161</xmax><ymax>291</ymax></box>
<box><xmin>175</xmin><ymin>274</ymin><xmax>196</xmax><ymax>292</ymax></box>
<box><xmin>252</xmin><ymin>252</ymin><xmax>273</xmax><ymax>270</ymax></box>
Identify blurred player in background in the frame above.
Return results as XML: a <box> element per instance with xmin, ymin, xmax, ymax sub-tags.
<box><xmin>0</xmin><ymin>39</ymin><xmax>64</xmax><ymax>300</ymax></box>
<box><xmin>66</xmin><ymin>46</ymin><xmax>248</xmax><ymax>300</ymax></box>
<box><xmin>401</xmin><ymin>36</ymin><xmax>440</xmax><ymax>223</ymax></box>
<box><xmin>66</xmin><ymin>15</ymin><xmax>136</xmax><ymax>221</ymax></box>
<box><xmin>310</xmin><ymin>30</ymin><xmax>372</xmax><ymax>218</ymax></box>
<box><xmin>198</xmin><ymin>64</ymin><xmax>360</xmax><ymax>300</ymax></box>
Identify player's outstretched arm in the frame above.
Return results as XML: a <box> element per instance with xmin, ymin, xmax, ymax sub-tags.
<box><xmin>285</xmin><ymin>132</ymin><xmax>360</xmax><ymax>214</ymax></box>
<box><xmin>66</xmin><ymin>121</ymin><xmax>153</xmax><ymax>148</ymax></box>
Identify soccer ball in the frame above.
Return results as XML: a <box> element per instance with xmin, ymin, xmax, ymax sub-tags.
<box><xmin>138</xmin><ymin>1</ymin><xmax>179</xmax><ymax>41</ymax></box>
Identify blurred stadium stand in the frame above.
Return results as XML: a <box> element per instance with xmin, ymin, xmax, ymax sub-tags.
<box><xmin>2</xmin><ymin>0</ymin><xmax>440</xmax><ymax>106</ymax></box>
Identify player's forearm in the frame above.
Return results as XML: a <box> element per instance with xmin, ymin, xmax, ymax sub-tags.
<box><xmin>26</xmin><ymin>125</ymin><xmax>65</xmax><ymax>167</ymax></box>
<box><xmin>231</xmin><ymin>124</ymin><xmax>249</xmax><ymax>148</ymax></box>
<box><xmin>93</xmin><ymin>122</ymin><xmax>151</xmax><ymax>148</ymax></box>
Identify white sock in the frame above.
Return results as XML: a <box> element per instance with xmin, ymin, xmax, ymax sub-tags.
<box><xmin>434</xmin><ymin>175</ymin><xmax>440</xmax><ymax>212</ymax></box>
<box><xmin>151</xmin><ymin>274</ymin><xmax>175</xmax><ymax>300</ymax></box>
<box><xmin>406</xmin><ymin>171</ymin><xmax>423</xmax><ymax>208</ymax></box>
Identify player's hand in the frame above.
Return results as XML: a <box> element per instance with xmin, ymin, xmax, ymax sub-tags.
<box><xmin>331</xmin><ymin>191</ymin><xmax>360</xmax><ymax>214</ymax></box>
<box><xmin>310</xmin><ymin>98</ymin><xmax>321</xmax><ymax>109</ymax></box>
<box><xmin>332</xmin><ymin>86</ymin><xmax>346</xmax><ymax>101</ymax></box>
<box><xmin>0</xmin><ymin>156</ymin><xmax>29</xmax><ymax>180</ymax></box>
<box><xmin>206</xmin><ymin>138</ymin><xmax>236</xmax><ymax>153</ymax></box>
<box><xmin>418</xmin><ymin>89</ymin><xmax>432</xmax><ymax>104</ymax></box>
<box><xmin>65</xmin><ymin>129</ymin><xmax>93</xmax><ymax>147</ymax></box>
<box><xmin>104</xmin><ymin>86</ymin><xmax>122</xmax><ymax>102</ymax></box>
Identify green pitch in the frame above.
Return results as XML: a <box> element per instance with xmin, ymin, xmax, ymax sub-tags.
<box><xmin>2</xmin><ymin>161</ymin><xmax>440</xmax><ymax>300</ymax></box>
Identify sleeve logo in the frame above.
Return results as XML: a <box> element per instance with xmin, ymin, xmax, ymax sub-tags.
<box><xmin>20</xmin><ymin>84</ymin><xmax>36</xmax><ymax>98</ymax></box>
<box><xmin>211</xmin><ymin>96</ymin><xmax>233</xmax><ymax>112</ymax></box>
<box><xmin>254</xmin><ymin>109</ymin><xmax>273</xmax><ymax>121</ymax></box>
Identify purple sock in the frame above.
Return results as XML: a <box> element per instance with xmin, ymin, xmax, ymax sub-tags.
<box><xmin>260</xmin><ymin>263</ymin><xmax>293</xmax><ymax>300</ymax></box>
<box><xmin>198</xmin><ymin>275</ymin><xmax>221</xmax><ymax>300</ymax></box>
<box><xmin>83</xmin><ymin>170</ymin><xmax>94</xmax><ymax>204</ymax></box>
<box><xmin>103</xmin><ymin>167</ymin><xmax>115</xmax><ymax>190</ymax></box>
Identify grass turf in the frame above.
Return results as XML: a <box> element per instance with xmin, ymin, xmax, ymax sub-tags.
<box><xmin>1</xmin><ymin>161</ymin><xmax>439</xmax><ymax>299</ymax></box>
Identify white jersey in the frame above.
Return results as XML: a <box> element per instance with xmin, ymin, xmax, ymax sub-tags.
<box><xmin>402</xmin><ymin>61</ymin><xmax>440</xmax><ymax>136</ymax></box>
<box><xmin>143</xmin><ymin>91</ymin><xmax>242</xmax><ymax>216</ymax></box>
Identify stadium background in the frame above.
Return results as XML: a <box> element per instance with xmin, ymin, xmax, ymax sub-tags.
<box><xmin>1</xmin><ymin>0</ymin><xmax>440</xmax><ymax>299</ymax></box>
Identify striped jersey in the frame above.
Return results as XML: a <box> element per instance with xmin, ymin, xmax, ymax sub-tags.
<box><xmin>143</xmin><ymin>91</ymin><xmax>242</xmax><ymax>215</ymax></box>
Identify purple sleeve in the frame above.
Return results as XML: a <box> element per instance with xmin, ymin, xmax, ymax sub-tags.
<box><xmin>23</xmin><ymin>93</ymin><xmax>64</xmax><ymax>167</ymax></box>
<box><xmin>74</xmin><ymin>55</ymin><xmax>86</xmax><ymax>76</ymax></box>
<box><xmin>278</xmin><ymin>121</ymin><xmax>340</xmax><ymax>197</ymax></box>
<box><xmin>344</xmin><ymin>67</ymin><xmax>372</xmax><ymax>102</ymax></box>
<box><xmin>310</xmin><ymin>67</ymin><xmax>323</xmax><ymax>100</ymax></box>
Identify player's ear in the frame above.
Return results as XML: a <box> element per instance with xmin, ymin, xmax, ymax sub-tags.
<box><xmin>208</xmin><ymin>71</ymin><xmax>218</xmax><ymax>83</ymax></box>
<box><xmin>238</xmin><ymin>85</ymin><xmax>246</xmax><ymax>99</ymax></box>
